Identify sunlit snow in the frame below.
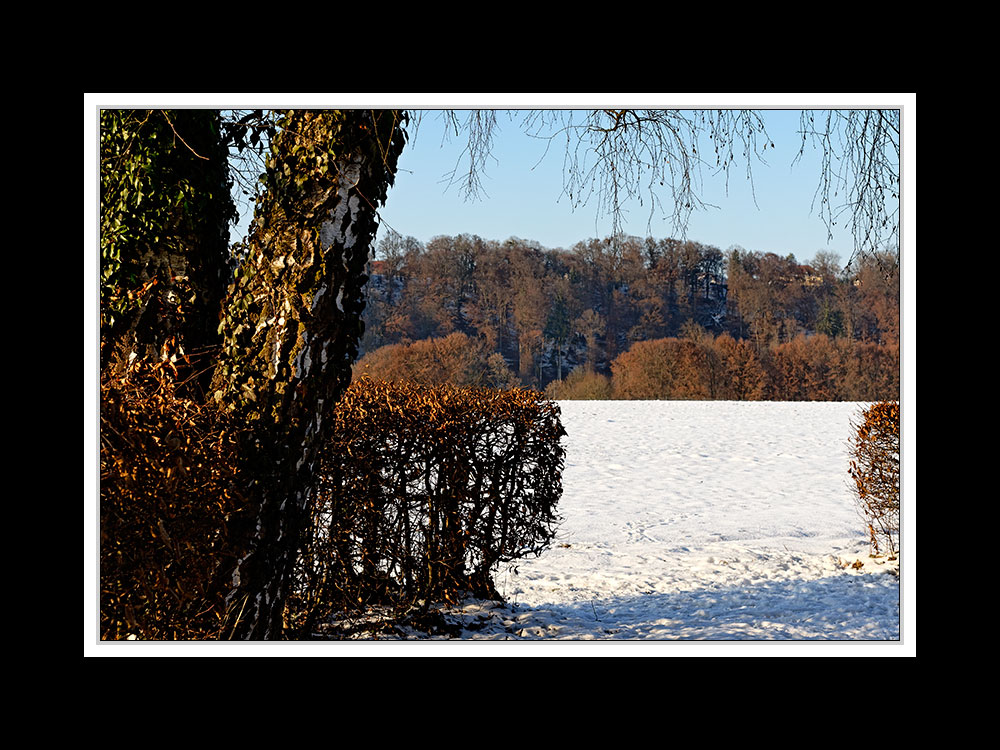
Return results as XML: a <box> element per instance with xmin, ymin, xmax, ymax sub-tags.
<box><xmin>390</xmin><ymin>400</ymin><xmax>904</xmax><ymax>646</ymax></box>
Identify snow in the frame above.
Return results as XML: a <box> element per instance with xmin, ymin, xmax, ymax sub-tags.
<box><xmin>380</xmin><ymin>400</ymin><xmax>908</xmax><ymax>651</ymax></box>
<box><xmin>93</xmin><ymin>399</ymin><xmax>911</xmax><ymax>654</ymax></box>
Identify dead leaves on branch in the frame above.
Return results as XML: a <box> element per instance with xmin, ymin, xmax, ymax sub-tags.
<box><xmin>848</xmin><ymin>401</ymin><xmax>900</xmax><ymax>558</ymax></box>
<box><xmin>288</xmin><ymin>378</ymin><xmax>566</xmax><ymax>637</ymax></box>
<box><xmin>100</xmin><ymin>357</ymin><xmax>251</xmax><ymax>640</ymax></box>
<box><xmin>100</xmin><ymin>363</ymin><xmax>567</xmax><ymax>640</ymax></box>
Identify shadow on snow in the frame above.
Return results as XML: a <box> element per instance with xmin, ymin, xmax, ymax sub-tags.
<box><xmin>502</xmin><ymin>572</ymin><xmax>900</xmax><ymax>641</ymax></box>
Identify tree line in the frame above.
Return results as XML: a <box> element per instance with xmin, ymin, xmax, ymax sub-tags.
<box><xmin>357</xmin><ymin>232</ymin><xmax>900</xmax><ymax>399</ymax></box>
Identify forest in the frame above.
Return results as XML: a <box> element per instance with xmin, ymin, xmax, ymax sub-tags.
<box><xmin>355</xmin><ymin>231</ymin><xmax>900</xmax><ymax>401</ymax></box>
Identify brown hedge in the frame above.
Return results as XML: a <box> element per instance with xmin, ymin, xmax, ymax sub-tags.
<box><xmin>287</xmin><ymin>378</ymin><xmax>566</xmax><ymax>636</ymax></box>
<box><xmin>100</xmin><ymin>358</ymin><xmax>252</xmax><ymax>640</ymax></box>
<box><xmin>848</xmin><ymin>401</ymin><xmax>900</xmax><ymax>557</ymax></box>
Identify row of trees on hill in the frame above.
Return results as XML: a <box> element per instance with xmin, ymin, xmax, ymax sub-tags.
<box><xmin>359</xmin><ymin>232</ymin><xmax>899</xmax><ymax>395</ymax></box>
<box><xmin>355</xmin><ymin>329</ymin><xmax>899</xmax><ymax>402</ymax></box>
<box><xmin>605</xmin><ymin>330</ymin><xmax>897</xmax><ymax>401</ymax></box>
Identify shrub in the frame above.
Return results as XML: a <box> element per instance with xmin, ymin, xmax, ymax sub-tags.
<box><xmin>848</xmin><ymin>401</ymin><xmax>900</xmax><ymax>557</ymax></box>
<box><xmin>768</xmin><ymin>334</ymin><xmax>840</xmax><ymax>401</ymax></box>
<box><xmin>841</xmin><ymin>341</ymin><xmax>900</xmax><ymax>401</ymax></box>
<box><xmin>100</xmin><ymin>356</ymin><xmax>251</xmax><ymax>640</ymax></box>
<box><xmin>711</xmin><ymin>332</ymin><xmax>766</xmax><ymax>400</ymax></box>
<box><xmin>611</xmin><ymin>338</ymin><xmax>680</xmax><ymax>399</ymax></box>
<box><xmin>353</xmin><ymin>332</ymin><xmax>511</xmax><ymax>388</ymax></box>
<box><xmin>287</xmin><ymin>378</ymin><xmax>566</xmax><ymax>636</ymax></box>
<box><xmin>545</xmin><ymin>367</ymin><xmax>613</xmax><ymax>400</ymax></box>
<box><xmin>610</xmin><ymin>337</ymin><xmax>718</xmax><ymax>399</ymax></box>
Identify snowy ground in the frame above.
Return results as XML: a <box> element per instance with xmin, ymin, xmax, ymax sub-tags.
<box><xmin>96</xmin><ymin>400</ymin><xmax>909</xmax><ymax>654</ymax></box>
<box><xmin>382</xmin><ymin>400</ymin><xmax>908</xmax><ymax>652</ymax></box>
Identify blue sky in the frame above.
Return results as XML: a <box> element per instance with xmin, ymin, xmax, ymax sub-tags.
<box><xmin>375</xmin><ymin>107</ymin><xmax>866</xmax><ymax>264</ymax></box>
<box><xmin>89</xmin><ymin>93</ymin><xmax>913</xmax><ymax>272</ymax></box>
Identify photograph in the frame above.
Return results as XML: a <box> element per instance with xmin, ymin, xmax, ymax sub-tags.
<box><xmin>86</xmin><ymin>94</ymin><xmax>912</xmax><ymax>655</ymax></box>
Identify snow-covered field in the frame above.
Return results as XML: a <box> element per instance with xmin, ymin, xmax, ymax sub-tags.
<box><xmin>391</xmin><ymin>400</ymin><xmax>908</xmax><ymax>651</ymax></box>
<box><xmin>96</xmin><ymin>399</ymin><xmax>909</xmax><ymax>654</ymax></box>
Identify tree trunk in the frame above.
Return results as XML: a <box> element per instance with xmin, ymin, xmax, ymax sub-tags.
<box><xmin>212</xmin><ymin>110</ymin><xmax>408</xmax><ymax>639</ymax></box>
<box><xmin>100</xmin><ymin>109</ymin><xmax>236</xmax><ymax>378</ymax></box>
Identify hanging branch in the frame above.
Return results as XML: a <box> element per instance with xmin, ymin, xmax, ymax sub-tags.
<box><xmin>795</xmin><ymin>109</ymin><xmax>900</xmax><ymax>271</ymax></box>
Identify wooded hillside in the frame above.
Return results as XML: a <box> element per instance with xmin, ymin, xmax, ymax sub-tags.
<box><xmin>357</xmin><ymin>232</ymin><xmax>900</xmax><ymax>400</ymax></box>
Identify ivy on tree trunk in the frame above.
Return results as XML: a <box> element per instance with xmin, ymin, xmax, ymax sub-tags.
<box><xmin>212</xmin><ymin>110</ymin><xmax>408</xmax><ymax>639</ymax></box>
<box><xmin>100</xmin><ymin>109</ymin><xmax>237</xmax><ymax>373</ymax></box>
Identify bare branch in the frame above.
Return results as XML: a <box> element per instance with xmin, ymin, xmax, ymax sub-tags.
<box><xmin>437</xmin><ymin>109</ymin><xmax>504</xmax><ymax>201</ymax></box>
<box><xmin>518</xmin><ymin>109</ymin><xmax>773</xmax><ymax>241</ymax></box>
<box><xmin>430</xmin><ymin>108</ymin><xmax>898</xmax><ymax>266</ymax></box>
<box><xmin>160</xmin><ymin>110</ymin><xmax>210</xmax><ymax>160</ymax></box>
<box><xmin>795</xmin><ymin>109</ymin><xmax>900</xmax><ymax>269</ymax></box>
